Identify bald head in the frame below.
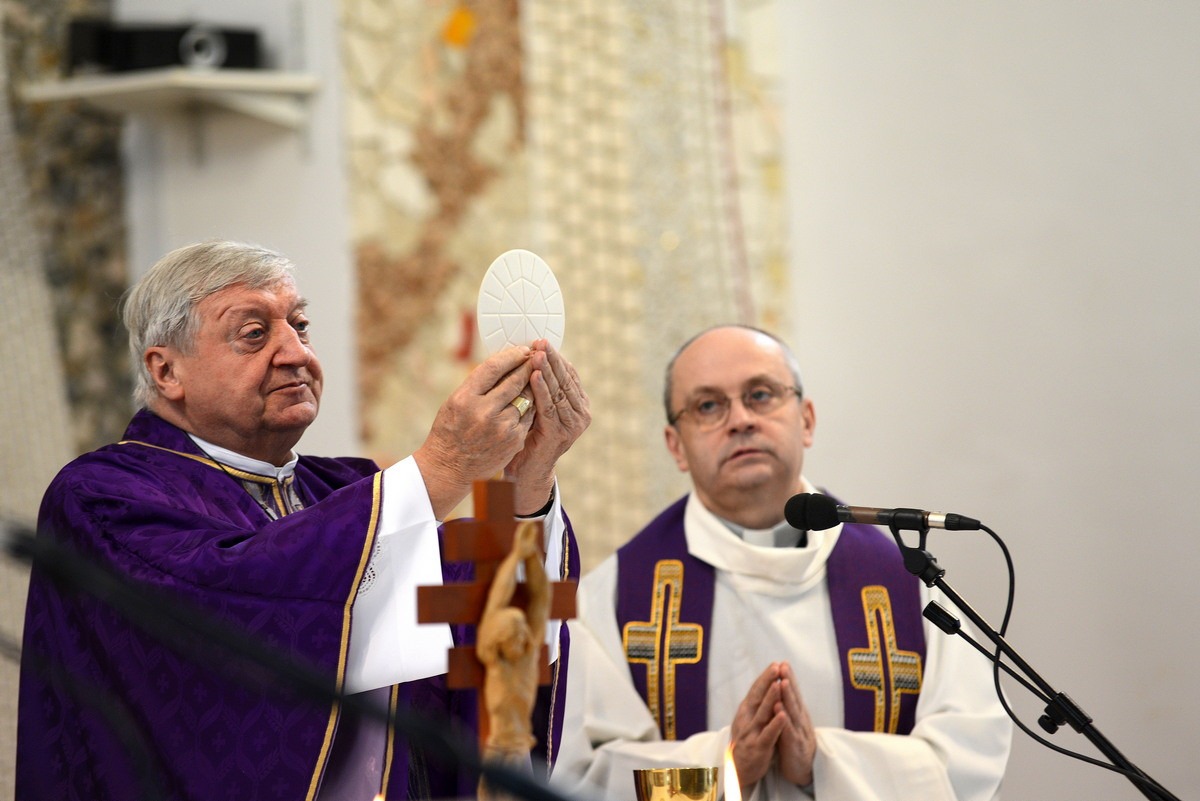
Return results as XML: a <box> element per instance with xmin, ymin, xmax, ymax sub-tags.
<box><xmin>663</xmin><ymin>325</ymin><xmax>803</xmax><ymax>424</ymax></box>
<box><xmin>661</xmin><ymin>325</ymin><xmax>815</xmax><ymax>528</ymax></box>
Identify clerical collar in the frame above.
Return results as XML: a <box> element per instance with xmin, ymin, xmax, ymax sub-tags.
<box><xmin>717</xmin><ymin>477</ymin><xmax>820</xmax><ymax>548</ymax></box>
<box><xmin>729</xmin><ymin>520</ymin><xmax>806</xmax><ymax>548</ymax></box>
<box><xmin>187</xmin><ymin>434</ymin><xmax>299</xmax><ymax>480</ymax></box>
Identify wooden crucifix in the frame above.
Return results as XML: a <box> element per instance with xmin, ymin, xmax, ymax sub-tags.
<box><xmin>416</xmin><ymin>479</ymin><xmax>576</xmax><ymax>750</ymax></box>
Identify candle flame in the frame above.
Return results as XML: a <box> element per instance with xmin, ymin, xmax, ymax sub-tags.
<box><xmin>724</xmin><ymin>743</ymin><xmax>742</xmax><ymax>801</ymax></box>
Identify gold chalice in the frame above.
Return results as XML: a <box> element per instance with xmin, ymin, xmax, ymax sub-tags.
<box><xmin>633</xmin><ymin>767</ymin><xmax>719</xmax><ymax>801</ymax></box>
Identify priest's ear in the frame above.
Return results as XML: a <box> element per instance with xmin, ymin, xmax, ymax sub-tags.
<box><xmin>144</xmin><ymin>347</ymin><xmax>185</xmax><ymax>402</ymax></box>
<box><xmin>663</xmin><ymin>423</ymin><xmax>691</xmax><ymax>473</ymax></box>
<box><xmin>800</xmin><ymin>396</ymin><xmax>816</xmax><ymax>447</ymax></box>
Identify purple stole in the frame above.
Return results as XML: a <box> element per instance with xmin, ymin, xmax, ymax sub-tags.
<box><xmin>615</xmin><ymin>495</ymin><xmax>926</xmax><ymax>740</ymax></box>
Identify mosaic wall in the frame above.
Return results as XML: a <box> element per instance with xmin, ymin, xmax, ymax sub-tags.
<box><xmin>343</xmin><ymin>0</ymin><xmax>532</xmax><ymax>467</ymax></box>
<box><xmin>4</xmin><ymin>0</ymin><xmax>131</xmax><ymax>456</ymax></box>
<box><xmin>525</xmin><ymin>0</ymin><xmax>791</xmax><ymax>569</ymax></box>
<box><xmin>343</xmin><ymin>0</ymin><xmax>790</xmax><ymax>568</ymax></box>
<box><xmin>2</xmin><ymin>2</ymin><xmax>125</xmax><ymax>795</ymax></box>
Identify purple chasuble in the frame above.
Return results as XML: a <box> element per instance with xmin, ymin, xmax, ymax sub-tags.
<box><xmin>615</xmin><ymin>494</ymin><xmax>925</xmax><ymax>741</ymax></box>
<box><xmin>16</xmin><ymin>410</ymin><xmax>577</xmax><ymax>801</ymax></box>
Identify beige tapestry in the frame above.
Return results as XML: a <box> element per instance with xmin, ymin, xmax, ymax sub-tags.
<box><xmin>4</xmin><ymin>1</ymin><xmax>131</xmax><ymax>456</ymax></box>
<box><xmin>343</xmin><ymin>0</ymin><xmax>789</xmax><ymax>569</ymax></box>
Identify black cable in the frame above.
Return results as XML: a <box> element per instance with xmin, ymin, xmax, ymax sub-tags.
<box><xmin>3</xmin><ymin>524</ymin><xmax>593</xmax><ymax>801</ymax></box>
<box><xmin>936</xmin><ymin>523</ymin><xmax>1180</xmax><ymax>801</ymax></box>
<box><xmin>923</xmin><ymin>601</ymin><xmax>1050</xmax><ymax>703</ymax></box>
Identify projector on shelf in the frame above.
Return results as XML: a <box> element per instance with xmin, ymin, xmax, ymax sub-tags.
<box><xmin>68</xmin><ymin>19</ymin><xmax>262</xmax><ymax>74</ymax></box>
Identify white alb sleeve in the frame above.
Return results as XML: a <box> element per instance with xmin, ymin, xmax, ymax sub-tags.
<box><xmin>343</xmin><ymin>457</ymin><xmax>453</xmax><ymax>693</ymax></box>
<box><xmin>533</xmin><ymin>482</ymin><xmax>567</xmax><ymax>664</ymax></box>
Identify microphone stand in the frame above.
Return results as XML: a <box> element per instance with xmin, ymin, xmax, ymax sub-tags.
<box><xmin>884</xmin><ymin>512</ymin><xmax>1180</xmax><ymax>801</ymax></box>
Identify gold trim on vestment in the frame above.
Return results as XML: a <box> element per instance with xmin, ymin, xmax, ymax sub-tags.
<box><xmin>621</xmin><ymin>559</ymin><xmax>704</xmax><ymax>740</ymax></box>
<box><xmin>118</xmin><ymin>440</ymin><xmax>294</xmax><ymax>485</ymax></box>
<box><xmin>542</xmin><ymin>522</ymin><xmax>572</xmax><ymax>776</ymax></box>
<box><xmin>381</xmin><ymin>683</ymin><xmax>401</xmax><ymax>795</ymax></box>
<box><xmin>306</xmin><ymin>471</ymin><xmax>385</xmax><ymax>800</ymax></box>
<box><xmin>118</xmin><ymin>439</ymin><xmax>387</xmax><ymax>796</ymax></box>
<box><xmin>847</xmin><ymin>585</ymin><xmax>924</xmax><ymax>733</ymax></box>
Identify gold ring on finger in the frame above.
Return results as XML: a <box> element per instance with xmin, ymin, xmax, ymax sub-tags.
<box><xmin>510</xmin><ymin>396</ymin><xmax>533</xmax><ymax>417</ymax></box>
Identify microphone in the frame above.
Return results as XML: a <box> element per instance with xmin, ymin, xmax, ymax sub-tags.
<box><xmin>784</xmin><ymin>493</ymin><xmax>981</xmax><ymax>532</ymax></box>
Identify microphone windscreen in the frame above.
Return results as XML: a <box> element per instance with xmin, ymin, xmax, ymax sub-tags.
<box><xmin>783</xmin><ymin>493</ymin><xmax>809</xmax><ymax>529</ymax></box>
<box><xmin>784</xmin><ymin>492</ymin><xmax>840</xmax><ymax>531</ymax></box>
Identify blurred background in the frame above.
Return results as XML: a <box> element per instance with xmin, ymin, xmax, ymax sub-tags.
<box><xmin>2</xmin><ymin>1</ymin><xmax>1197</xmax><ymax>798</ymax></box>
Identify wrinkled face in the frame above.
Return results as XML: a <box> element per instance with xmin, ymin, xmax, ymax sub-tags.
<box><xmin>664</xmin><ymin>327</ymin><xmax>814</xmax><ymax>528</ymax></box>
<box><xmin>147</xmin><ymin>280</ymin><xmax>323</xmax><ymax>464</ymax></box>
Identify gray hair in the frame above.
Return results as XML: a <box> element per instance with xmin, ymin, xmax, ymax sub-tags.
<box><xmin>663</xmin><ymin>324</ymin><xmax>804</xmax><ymax>423</ymax></box>
<box><xmin>122</xmin><ymin>240</ymin><xmax>296</xmax><ymax>408</ymax></box>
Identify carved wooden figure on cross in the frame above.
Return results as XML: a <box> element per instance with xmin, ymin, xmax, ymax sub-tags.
<box><xmin>416</xmin><ymin>479</ymin><xmax>576</xmax><ymax>754</ymax></box>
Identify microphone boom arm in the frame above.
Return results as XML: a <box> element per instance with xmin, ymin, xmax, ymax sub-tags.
<box><xmin>888</xmin><ymin>521</ymin><xmax>1180</xmax><ymax>801</ymax></box>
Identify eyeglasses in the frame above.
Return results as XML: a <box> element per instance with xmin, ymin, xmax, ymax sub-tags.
<box><xmin>669</xmin><ymin>382</ymin><xmax>802</xmax><ymax>430</ymax></box>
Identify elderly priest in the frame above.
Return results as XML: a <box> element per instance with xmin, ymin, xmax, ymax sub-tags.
<box><xmin>16</xmin><ymin>240</ymin><xmax>590</xmax><ymax>801</ymax></box>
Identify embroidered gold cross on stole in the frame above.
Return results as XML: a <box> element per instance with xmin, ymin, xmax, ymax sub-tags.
<box><xmin>847</xmin><ymin>585</ymin><xmax>923</xmax><ymax>733</ymax></box>
<box><xmin>622</xmin><ymin>560</ymin><xmax>704</xmax><ymax>740</ymax></box>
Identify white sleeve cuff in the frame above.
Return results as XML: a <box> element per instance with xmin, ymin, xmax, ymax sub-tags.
<box><xmin>344</xmin><ymin>457</ymin><xmax>453</xmax><ymax>693</ymax></box>
<box><xmin>540</xmin><ymin>481</ymin><xmax>567</xmax><ymax>664</ymax></box>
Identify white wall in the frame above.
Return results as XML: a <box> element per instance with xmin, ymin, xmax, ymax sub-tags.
<box><xmin>116</xmin><ymin>0</ymin><xmax>358</xmax><ymax>457</ymax></box>
<box><xmin>783</xmin><ymin>2</ymin><xmax>1200</xmax><ymax>799</ymax></box>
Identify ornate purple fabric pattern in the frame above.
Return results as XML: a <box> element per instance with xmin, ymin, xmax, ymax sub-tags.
<box><xmin>15</xmin><ymin>410</ymin><xmax>577</xmax><ymax>800</ymax></box>
<box><xmin>17</xmin><ymin>410</ymin><xmax>381</xmax><ymax>800</ymax></box>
